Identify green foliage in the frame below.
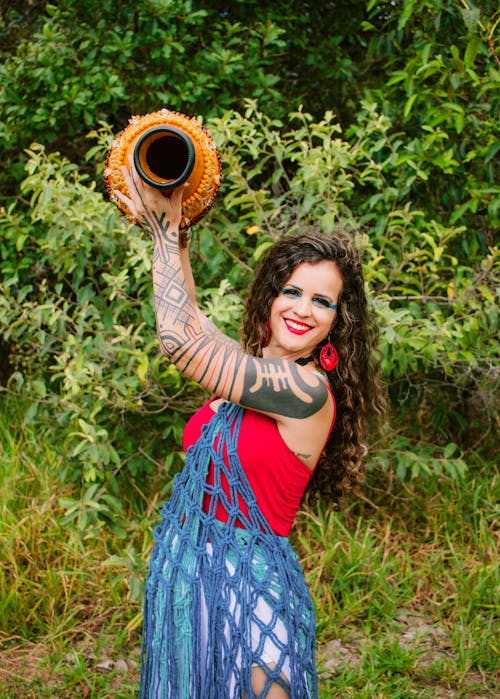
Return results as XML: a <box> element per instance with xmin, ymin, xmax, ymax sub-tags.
<box><xmin>297</xmin><ymin>475</ymin><xmax>499</xmax><ymax>697</ymax></box>
<box><xmin>1</xmin><ymin>102</ymin><xmax>498</xmax><ymax>504</ymax></box>
<box><xmin>0</xmin><ymin>0</ymin><xmax>372</xmax><ymax>171</ymax></box>
<box><xmin>1</xmin><ymin>401</ymin><xmax>497</xmax><ymax>696</ymax></box>
<box><xmin>1</xmin><ymin>0</ymin><xmax>499</xmax><ymax>501</ymax></box>
<box><xmin>375</xmin><ymin>437</ymin><xmax>467</xmax><ymax>481</ymax></box>
<box><xmin>209</xmin><ymin>103</ymin><xmax>498</xmax><ymax>453</ymax></box>
<box><xmin>1</xmin><ymin>3</ymin><xmax>498</xmax><ymax>695</ymax></box>
<box><xmin>0</xmin><ymin>0</ymin><xmax>286</xmax><ymax>170</ymax></box>
<box><xmin>0</xmin><ymin>144</ymin><xmax>198</xmax><ymax>493</ymax></box>
<box><xmin>362</xmin><ymin>0</ymin><xmax>500</xmax><ymax>237</ymax></box>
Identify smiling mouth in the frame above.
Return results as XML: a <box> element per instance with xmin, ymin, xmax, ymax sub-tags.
<box><xmin>284</xmin><ymin>318</ymin><xmax>312</xmax><ymax>334</ymax></box>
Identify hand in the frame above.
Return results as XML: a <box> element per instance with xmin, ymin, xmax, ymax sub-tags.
<box><xmin>114</xmin><ymin>156</ymin><xmax>188</xmax><ymax>239</ymax></box>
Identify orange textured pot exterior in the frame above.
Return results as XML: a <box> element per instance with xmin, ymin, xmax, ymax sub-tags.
<box><xmin>104</xmin><ymin>109</ymin><xmax>222</xmax><ymax>231</ymax></box>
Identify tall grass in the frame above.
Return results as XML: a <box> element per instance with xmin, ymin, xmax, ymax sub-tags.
<box><xmin>0</xmin><ymin>400</ymin><xmax>144</xmax><ymax>697</ymax></box>
<box><xmin>0</xmin><ymin>398</ymin><xmax>498</xmax><ymax>698</ymax></box>
<box><xmin>295</xmin><ymin>473</ymin><xmax>498</xmax><ymax>698</ymax></box>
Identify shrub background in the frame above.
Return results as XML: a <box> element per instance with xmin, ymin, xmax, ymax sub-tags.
<box><xmin>0</xmin><ymin>2</ymin><xmax>498</xmax><ymax>696</ymax></box>
<box><xmin>1</xmin><ymin>0</ymin><xmax>498</xmax><ymax>492</ymax></box>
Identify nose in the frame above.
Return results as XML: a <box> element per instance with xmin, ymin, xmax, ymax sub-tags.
<box><xmin>295</xmin><ymin>294</ymin><xmax>313</xmax><ymax>316</ymax></box>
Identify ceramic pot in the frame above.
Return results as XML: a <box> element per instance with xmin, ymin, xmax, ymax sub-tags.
<box><xmin>104</xmin><ymin>109</ymin><xmax>222</xmax><ymax>231</ymax></box>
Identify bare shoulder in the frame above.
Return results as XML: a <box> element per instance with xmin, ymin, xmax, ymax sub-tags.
<box><xmin>275</xmin><ymin>374</ymin><xmax>335</xmax><ymax>470</ymax></box>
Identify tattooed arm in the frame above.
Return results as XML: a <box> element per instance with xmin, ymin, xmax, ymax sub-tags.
<box><xmin>179</xmin><ymin>245</ymin><xmax>196</xmax><ymax>303</ymax></box>
<box><xmin>115</xmin><ymin>164</ymin><xmax>330</xmax><ymax>421</ymax></box>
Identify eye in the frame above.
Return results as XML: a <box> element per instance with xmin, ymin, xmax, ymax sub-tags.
<box><xmin>312</xmin><ymin>296</ymin><xmax>337</xmax><ymax>310</ymax></box>
<box><xmin>312</xmin><ymin>296</ymin><xmax>331</xmax><ymax>308</ymax></box>
<box><xmin>280</xmin><ymin>287</ymin><xmax>301</xmax><ymax>298</ymax></box>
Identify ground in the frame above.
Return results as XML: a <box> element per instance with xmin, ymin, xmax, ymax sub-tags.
<box><xmin>1</xmin><ymin>609</ymin><xmax>497</xmax><ymax>698</ymax></box>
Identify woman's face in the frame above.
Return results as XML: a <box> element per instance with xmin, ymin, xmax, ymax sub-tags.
<box><xmin>265</xmin><ymin>260</ymin><xmax>343</xmax><ymax>360</ymax></box>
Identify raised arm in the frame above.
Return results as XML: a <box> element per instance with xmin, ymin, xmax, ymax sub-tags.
<box><xmin>115</xmin><ymin>165</ymin><xmax>330</xmax><ymax>421</ymax></box>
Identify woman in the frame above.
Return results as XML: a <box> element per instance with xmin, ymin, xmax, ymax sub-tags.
<box><xmin>115</xmin><ymin>164</ymin><xmax>382</xmax><ymax>698</ymax></box>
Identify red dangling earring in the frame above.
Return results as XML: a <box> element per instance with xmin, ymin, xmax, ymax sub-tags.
<box><xmin>319</xmin><ymin>338</ymin><xmax>338</xmax><ymax>371</ymax></box>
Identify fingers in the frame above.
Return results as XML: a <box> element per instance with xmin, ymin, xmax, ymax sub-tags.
<box><xmin>114</xmin><ymin>166</ymin><xmax>139</xmax><ymax>219</ymax></box>
<box><xmin>112</xmin><ymin>157</ymin><xmax>188</xmax><ymax>229</ymax></box>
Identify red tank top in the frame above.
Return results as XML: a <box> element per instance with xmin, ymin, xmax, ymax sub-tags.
<box><xmin>182</xmin><ymin>397</ymin><xmax>335</xmax><ymax>536</ymax></box>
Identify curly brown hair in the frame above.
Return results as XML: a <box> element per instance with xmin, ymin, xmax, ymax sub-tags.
<box><xmin>241</xmin><ymin>228</ymin><xmax>385</xmax><ymax>500</ymax></box>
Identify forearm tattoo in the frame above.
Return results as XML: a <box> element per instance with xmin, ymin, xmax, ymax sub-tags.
<box><xmin>149</xmin><ymin>214</ymin><xmax>243</xmax><ymax>393</ymax></box>
<box><xmin>151</xmin><ymin>222</ymin><xmax>202</xmax><ymax>351</ymax></box>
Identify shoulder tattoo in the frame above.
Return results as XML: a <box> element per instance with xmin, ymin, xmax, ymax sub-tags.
<box><xmin>240</xmin><ymin>358</ymin><xmax>328</xmax><ymax>418</ymax></box>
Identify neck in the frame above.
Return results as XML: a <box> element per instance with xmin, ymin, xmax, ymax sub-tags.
<box><xmin>294</xmin><ymin>355</ymin><xmax>314</xmax><ymax>366</ymax></box>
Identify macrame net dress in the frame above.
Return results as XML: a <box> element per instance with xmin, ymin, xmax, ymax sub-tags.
<box><xmin>139</xmin><ymin>401</ymin><xmax>318</xmax><ymax>698</ymax></box>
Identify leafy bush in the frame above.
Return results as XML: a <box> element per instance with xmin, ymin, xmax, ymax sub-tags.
<box><xmin>1</xmin><ymin>0</ymin><xmax>498</xmax><ymax>518</ymax></box>
<box><xmin>1</xmin><ymin>99</ymin><xmax>498</xmax><ymax>516</ymax></box>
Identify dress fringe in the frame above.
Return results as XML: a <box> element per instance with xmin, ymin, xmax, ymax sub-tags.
<box><xmin>139</xmin><ymin>402</ymin><xmax>318</xmax><ymax>698</ymax></box>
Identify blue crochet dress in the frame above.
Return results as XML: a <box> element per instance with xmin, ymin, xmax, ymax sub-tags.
<box><xmin>139</xmin><ymin>401</ymin><xmax>318</xmax><ymax>698</ymax></box>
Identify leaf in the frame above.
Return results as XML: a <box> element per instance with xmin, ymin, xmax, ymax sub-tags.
<box><xmin>403</xmin><ymin>94</ymin><xmax>418</xmax><ymax>118</ymax></box>
<box><xmin>252</xmin><ymin>241</ymin><xmax>273</xmax><ymax>261</ymax></box>
<box><xmin>454</xmin><ymin>111</ymin><xmax>465</xmax><ymax>134</ymax></box>
<box><xmin>398</xmin><ymin>0</ymin><xmax>417</xmax><ymax>30</ymax></box>
<box><xmin>464</xmin><ymin>35</ymin><xmax>482</xmax><ymax>67</ymax></box>
<box><xmin>443</xmin><ymin>443</ymin><xmax>457</xmax><ymax>458</ymax></box>
<box><xmin>460</xmin><ymin>7</ymin><xmax>481</xmax><ymax>34</ymax></box>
